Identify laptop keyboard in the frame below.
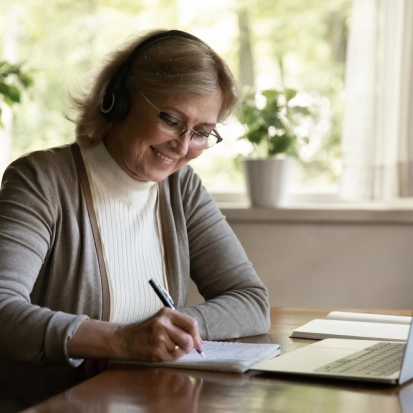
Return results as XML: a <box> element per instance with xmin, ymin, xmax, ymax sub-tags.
<box><xmin>315</xmin><ymin>342</ymin><xmax>405</xmax><ymax>377</ymax></box>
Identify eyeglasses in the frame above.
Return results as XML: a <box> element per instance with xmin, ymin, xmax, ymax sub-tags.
<box><xmin>140</xmin><ymin>93</ymin><xmax>223</xmax><ymax>150</ymax></box>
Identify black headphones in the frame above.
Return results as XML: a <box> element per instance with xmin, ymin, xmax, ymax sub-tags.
<box><xmin>99</xmin><ymin>30</ymin><xmax>207</xmax><ymax>122</ymax></box>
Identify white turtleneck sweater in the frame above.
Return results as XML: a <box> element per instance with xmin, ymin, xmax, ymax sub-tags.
<box><xmin>80</xmin><ymin>141</ymin><xmax>168</xmax><ymax>324</ymax></box>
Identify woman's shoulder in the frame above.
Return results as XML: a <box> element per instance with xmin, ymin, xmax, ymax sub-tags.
<box><xmin>4</xmin><ymin>143</ymin><xmax>78</xmax><ymax>188</ymax></box>
<box><xmin>164</xmin><ymin>165</ymin><xmax>217</xmax><ymax>212</ymax></box>
<box><xmin>13</xmin><ymin>143</ymin><xmax>76</xmax><ymax>167</ymax></box>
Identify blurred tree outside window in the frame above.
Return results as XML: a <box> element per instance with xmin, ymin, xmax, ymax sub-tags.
<box><xmin>0</xmin><ymin>0</ymin><xmax>352</xmax><ymax>195</ymax></box>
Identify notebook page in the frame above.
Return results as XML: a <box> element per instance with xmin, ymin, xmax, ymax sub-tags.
<box><xmin>327</xmin><ymin>311</ymin><xmax>412</xmax><ymax>325</ymax></box>
<box><xmin>178</xmin><ymin>341</ymin><xmax>280</xmax><ymax>362</ymax></box>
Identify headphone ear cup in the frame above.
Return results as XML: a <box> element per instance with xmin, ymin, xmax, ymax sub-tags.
<box><xmin>101</xmin><ymin>88</ymin><xmax>130</xmax><ymax>122</ymax></box>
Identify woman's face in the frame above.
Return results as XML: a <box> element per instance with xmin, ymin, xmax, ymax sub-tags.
<box><xmin>103</xmin><ymin>92</ymin><xmax>223</xmax><ymax>182</ymax></box>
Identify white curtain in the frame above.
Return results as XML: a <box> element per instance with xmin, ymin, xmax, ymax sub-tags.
<box><xmin>340</xmin><ymin>0</ymin><xmax>413</xmax><ymax>200</ymax></box>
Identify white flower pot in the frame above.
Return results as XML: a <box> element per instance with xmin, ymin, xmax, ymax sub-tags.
<box><xmin>242</xmin><ymin>158</ymin><xmax>290</xmax><ymax>207</ymax></box>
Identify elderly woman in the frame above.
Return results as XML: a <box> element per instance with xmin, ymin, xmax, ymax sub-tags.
<box><xmin>0</xmin><ymin>29</ymin><xmax>270</xmax><ymax>408</ymax></box>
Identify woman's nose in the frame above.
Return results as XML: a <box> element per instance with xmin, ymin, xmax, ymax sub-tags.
<box><xmin>171</xmin><ymin>130</ymin><xmax>191</xmax><ymax>155</ymax></box>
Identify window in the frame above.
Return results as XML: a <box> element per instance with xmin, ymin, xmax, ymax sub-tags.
<box><xmin>0</xmin><ymin>0</ymin><xmax>352</xmax><ymax>200</ymax></box>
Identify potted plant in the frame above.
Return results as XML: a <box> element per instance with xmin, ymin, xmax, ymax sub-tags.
<box><xmin>239</xmin><ymin>87</ymin><xmax>313</xmax><ymax>207</ymax></box>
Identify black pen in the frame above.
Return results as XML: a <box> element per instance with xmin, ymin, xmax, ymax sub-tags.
<box><xmin>149</xmin><ymin>278</ymin><xmax>205</xmax><ymax>358</ymax></box>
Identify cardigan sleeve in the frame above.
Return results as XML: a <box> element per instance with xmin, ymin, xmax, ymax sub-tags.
<box><xmin>175</xmin><ymin>167</ymin><xmax>271</xmax><ymax>340</ymax></box>
<box><xmin>0</xmin><ymin>156</ymin><xmax>88</xmax><ymax>367</ymax></box>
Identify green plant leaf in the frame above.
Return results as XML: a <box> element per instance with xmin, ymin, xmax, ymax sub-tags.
<box><xmin>262</xmin><ymin>89</ymin><xmax>280</xmax><ymax>101</ymax></box>
<box><xmin>262</xmin><ymin>111</ymin><xmax>285</xmax><ymax>130</ymax></box>
<box><xmin>264</xmin><ymin>100</ymin><xmax>281</xmax><ymax>117</ymax></box>
<box><xmin>0</xmin><ymin>61</ymin><xmax>11</xmax><ymax>77</ymax></box>
<box><xmin>246</xmin><ymin>125</ymin><xmax>267</xmax><ymax>144</ymax></box>
<box><xmin>268</xmin><ymin>133</ymin><xmax>293</xmax><ymax>156</ymax></box>
<box><xmin>242</xmin><ymin>105</ymin><xmax>262</xmax><ymax>127</ymax></box>
<box><xmin>6</xmin><ymin>64</ymin><xmax>22</xmax><ymax>75</ymax></box>
<box><xmin>18</xmin><ymin>73</ymin><xmax>34</xmax><ymax>88</ymax></box>
<box><xmin>285</xmin><ymin>88</ymin><xmax>297</xmax><ymax>102</ymax></box>
<box><xmin>0</xmin><ymin>83</ymin><xmax>20</xmax><ymax>103</ymax></box>
<box><xmin>0</xmin><ymin>62</ymin><xmax>22</xmax><ymax>77</ymax></box>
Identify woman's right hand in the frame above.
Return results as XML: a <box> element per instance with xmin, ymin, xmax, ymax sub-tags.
<box><xmin>115</xmin><ymin>307</ymin><xmax>203</xmax><ymax>361</ymax></box>
<box><xmin>67</xmin><ymin>308</ymin><xmax>203</xmax><ymax>362</ymax></box>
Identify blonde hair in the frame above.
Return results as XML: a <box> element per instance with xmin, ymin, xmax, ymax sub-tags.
<box><xmin>70</xmin><ymin>29</ymin><xmax>240</xmax><ymax>146</ymax></box>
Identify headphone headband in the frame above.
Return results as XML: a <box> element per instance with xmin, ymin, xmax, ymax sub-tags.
<box><xmin>100</xmin><ymin>30</ymin><xmax>207</xmax><ymax>121</ymax></box>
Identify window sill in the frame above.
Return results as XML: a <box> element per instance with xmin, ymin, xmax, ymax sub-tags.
<box><xmin>215</xmin><ymin>195</ymin><xmax>413</xmax><ymax>225</ymax></box>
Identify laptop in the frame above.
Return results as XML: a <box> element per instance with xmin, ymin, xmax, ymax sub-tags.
<box><xmin>251</xmin><ymin>314</ymin><xmax>413</xmax><ymax>385</ymax></box>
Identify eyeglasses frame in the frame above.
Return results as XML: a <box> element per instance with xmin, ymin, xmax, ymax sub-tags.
<box><xmin>139</xmin><ymin>93</ymin><xmax>223</xmax><ymax>149</ymax></box>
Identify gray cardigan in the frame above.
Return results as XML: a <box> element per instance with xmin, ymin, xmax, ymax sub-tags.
<box><xmin>0</xmin><ymin>143</ymin><xmax>270</xmax><ymax>369</ymax></box>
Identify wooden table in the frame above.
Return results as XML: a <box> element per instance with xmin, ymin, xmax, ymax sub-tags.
<box><xmin>22</xmin><ymin>307</ymin><xmax>413</xmax><ymax>413</ymax></box>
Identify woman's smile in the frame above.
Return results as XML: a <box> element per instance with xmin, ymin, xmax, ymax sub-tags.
<box><xmin>103</xmin><ymin>93</ymin><xmax>223</xmax><ymax>182</ymax></box>
<box><xmin>151</xmin><ymin>147</ymin><xmax>174</xmax><ymax>164</ymax></box>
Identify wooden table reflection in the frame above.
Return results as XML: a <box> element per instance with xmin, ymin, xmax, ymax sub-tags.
<box><xmin>22</xmin><ymin>307</ymin><xmax>413</xmax><ymax>413</ymax></box>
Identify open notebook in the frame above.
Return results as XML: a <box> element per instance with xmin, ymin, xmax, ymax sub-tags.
<box><xmin>290</xmin><ymin>311</ymin><xmax>411</xmax><ymax>341</ymax></box>
<box><xmin>112</xmin><ymin>341</ymin><xmax>280</xmax><ymax>373</ymax></box>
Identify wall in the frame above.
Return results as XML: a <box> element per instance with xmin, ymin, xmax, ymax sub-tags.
<box><xmin>187</xmin><ymin>206</ymin><xmax>413</xmax><ymax>310</ymax></box>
